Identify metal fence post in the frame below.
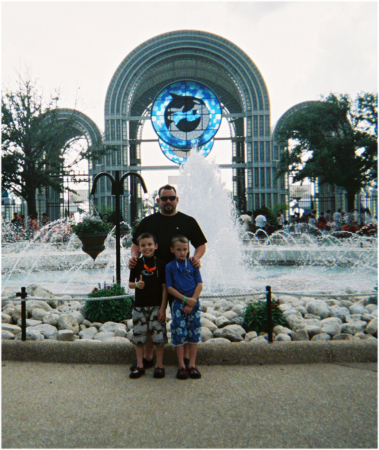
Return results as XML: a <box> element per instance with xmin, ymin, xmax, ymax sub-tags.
<box><xmin>16</xmin><ymin>287</ymin><xmax>27</xmax><ymax>341</ymax></box>
<box><xmin>266</xmin><ymin>285</ymin><xmax>273</xmax><ymax>343</ymax></box>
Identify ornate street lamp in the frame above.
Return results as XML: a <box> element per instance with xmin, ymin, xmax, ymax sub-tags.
<box><xmin>91</xmin><ymin>171</ymin><xmax>148</xmax><ymax>285</ymax></box>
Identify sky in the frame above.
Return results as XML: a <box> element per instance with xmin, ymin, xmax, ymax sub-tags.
<box><xmin>2</xmin><ymin>1</ymin><xmax>378</xmax><ymax>193</ymax></box>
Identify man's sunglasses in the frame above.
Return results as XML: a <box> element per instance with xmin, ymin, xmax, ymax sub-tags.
<box><xmin>160</xmin><ymin>196</ymin><xmax>177</xmax><ymax>202</ymax></box>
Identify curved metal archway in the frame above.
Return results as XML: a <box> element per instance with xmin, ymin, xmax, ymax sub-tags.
<box><xmin>95</xmin><ymin>30</ymin><xmax>286</xmax><ymax>222</ymax></box>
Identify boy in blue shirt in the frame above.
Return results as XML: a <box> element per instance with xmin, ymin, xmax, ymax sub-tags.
<box><xmin>165</xmin><ymin>235</ymin><xmax>203</xmax><ymax>379</ymax></box>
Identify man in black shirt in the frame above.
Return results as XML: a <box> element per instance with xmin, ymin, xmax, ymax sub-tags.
<box><xmin>129</xmin><ymin>184</ymin><xmax>207</xmax><ymax>368</ymax></box>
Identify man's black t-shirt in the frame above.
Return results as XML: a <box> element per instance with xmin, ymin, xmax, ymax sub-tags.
<box><xmin>129</xmin><ymin>256</ymin><xmax>166</xmax><ymax>307</ymax></box>
<box><xmin>132</xmin><ymin>212</ymin><xmax>207</xmax><ymax>264</ymax></box>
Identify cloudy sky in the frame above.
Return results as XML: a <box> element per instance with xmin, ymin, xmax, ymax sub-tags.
<box><xmin>2</xmin><ymin>1</ymin><xmax>378</xmax><ymax>192</ymax></box>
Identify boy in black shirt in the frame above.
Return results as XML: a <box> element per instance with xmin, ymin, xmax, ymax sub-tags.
<box><xmin>129</xmin><ymin>233</ymin><xmax>168</xmax><ymax>379</ymax></box>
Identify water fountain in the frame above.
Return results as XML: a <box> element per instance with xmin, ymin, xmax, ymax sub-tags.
<box><xmin>1</xmin><ymin>152</ymin><xmax>377</xmax><ymax>297</ymax></box>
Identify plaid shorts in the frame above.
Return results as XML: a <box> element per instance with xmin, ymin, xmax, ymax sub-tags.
<box><xmin>170</xmin><ymin>300</ymin><xmax>202</xmax><ymax>347</ymax></box>
<box><xmin>132</xmin><ymin>306</ymin><xmax>168</xmax><ymax>346</ymax></box>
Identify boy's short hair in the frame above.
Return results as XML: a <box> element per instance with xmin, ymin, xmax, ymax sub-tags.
<box><xmin>137</xmin><ymin>232</ymin><xmax>157</xmax><ymax>244</ymax></box>
<box><xmin>158</xmin><ymin>184</ymin><xmax>177</xmax><ymax>197</ymax></box>
<box><xmin>171</xmin><ymin>234</ymin><xmax>189</xmax><ymax>247</ymax></box>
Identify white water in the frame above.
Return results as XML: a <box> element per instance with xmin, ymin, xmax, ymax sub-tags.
<box><xmin>1</xmin><ymin>151</ymin><xmax>377</xmax><ymax>296</ymax></box>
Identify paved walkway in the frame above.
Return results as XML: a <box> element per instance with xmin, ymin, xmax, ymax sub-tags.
<box><xmin>2</xmin><ymin>361</ymin><xmax>377</xmax><ymax>448</ymax></box>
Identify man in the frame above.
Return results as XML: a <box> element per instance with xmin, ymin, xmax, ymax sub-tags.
<box><xmin>239</xmin><ymin>211</ymin><xmax>253</xmax><ymax>232</ymax></box>
<box><xmin>128</xmin><ymin>184</ymin><xmax>207</xmax><ymax>369</ymax></box>
<box><xmin>255</xmin><ymin>213</ymin><xmax>267</xmax><ymax>229</ymax></box>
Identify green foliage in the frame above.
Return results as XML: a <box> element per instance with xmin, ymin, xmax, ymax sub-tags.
<box><xmin>1</xmin><ymin>76</ymin><xmax>109</xmax><ymax>217</ymax></box>
<box><xmin>85</xmin><ymin>284</ymin><xmax>133</xmax><ymax>323</ymax></box>
<box><xmin>275</xmin><ymin>93</ymin><xmax>377</xmax><ymax>211</ymax></box>
<box><xmin>243</xmin><ymin>300</ymin><xmax>285</xmax><ymax>334</ymax></box>
<box><xmin>73</xmin><ymin>215</ymin><xmax>112</xmax><ymax>235</ymax></box>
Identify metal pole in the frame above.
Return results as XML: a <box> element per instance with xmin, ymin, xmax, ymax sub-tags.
<box><xmin>115</xmin><ymin>171</ymin><xmax>121</xmax><ymax>286</ymax></box>
<box><xmin>16</xmin><ymin>287</ymin><xmax>27</xmax><ymax>341</ymax></box>
<box><xmin>266</xmin><ymin>285</ymin><xmax>273</xmax><ymax>343</ymax></box>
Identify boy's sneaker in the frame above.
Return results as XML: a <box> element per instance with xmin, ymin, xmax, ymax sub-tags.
<box><xmin>129</xmin><ymin>367</ymin><xmax>145</xmax><ymax>379</ymax></box>
<box><xmin>184</xmin><ymin>358</ymin><xmax>190</xmax><ymax>369</ymax></box>
<box><xmin>176</xmin><ymin>367</ymin><xmax>189</xmax><ymax>380</ymax></box>
<box><xmin>129</xmin><ymin>357</ymin><xmax>154</xmax><ymax>371</ymax></box>
<box><xmin>188</xmin><ymin>367</ymin><xmax>201</xmax><ymax>379</ymax></box>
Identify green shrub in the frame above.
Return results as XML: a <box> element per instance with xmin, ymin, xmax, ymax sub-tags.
<box><xmin>243</xmin><ymin>300</ymin><xmax>285</xmax><ymax>334</ymax></box>
<box><xmin>85</xmin><ymin>284</ymin><xmax>133</xmax><ymax>323</ymax></box>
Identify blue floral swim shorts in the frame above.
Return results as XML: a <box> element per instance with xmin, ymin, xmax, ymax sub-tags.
<box><xmin>171</xmin><ymin>299</ymin><xmax>202</xmax><ymax>346</ymax></box>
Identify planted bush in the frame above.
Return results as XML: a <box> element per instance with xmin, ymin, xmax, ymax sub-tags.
<box><xmin>243</xmin><ymin>299</ymin><xmax>285</xmax><ymax>334</ymax></box>
<box><xmin>85</xmin><ymin>284</ymin><xmax>133</xmax><ymax>323</ymax></box>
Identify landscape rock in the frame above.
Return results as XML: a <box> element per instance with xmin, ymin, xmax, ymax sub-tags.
<box><xmin>2</xmin><ymin>330</ymin><xmax>15</xmax><ymax>340</ymax></box>
<box><xmin>79</xmin><ymin>327</ymin><xmax>98</xmax><ymax>340</ymax></box>
<box><xmin>94</xmin><ymin>331</ymin><xmax>115</xmax><ymax>342</ymax></box>
<box><xmin>333</xmin><ymin>333</ymin><xmax>354</xmax><ymax>340</ymax></box>
<box><xmin>330</xmin><ymin>306</ymin><xmax>350</xmax><ymax>321</ymax></box>
<box><xmin>292</xmin><ymin>329</ymin><xmax>309</xmax><ymax>341</ymax></box>
<box><xmin>275</xmin><ymin>333</ymin><xmax>291</xmax><ymax>342</ymax></box>
<box><xmin>213</xmin><ymin>324</ymin><xmax>245</xmax><ymax>342</ymax></box>
<box><xmin>311</xmin><ymin>333</ymin><xmax>331</xmax><ymax>341</ymax></box>
<box><xmin>321</xmin><ymin>323</ymin><xmax>341</xmax><ymax>336</ymax></box>
<box><xmin>26</xmin><ymin>300</ymin><xmax>52</xmax><ymax>314</ymax></box>
<box><xmin>201</xmin><ymin>318</ymin><xmax>218</xmax><ymax>332</ymax></box>
<box><xmin>306</xmin><ymin>300</ymin><xmax>331</xmax><ymax>319</ymax></box>
<box><xmin>27</xmin><ymin>324</ymin><xmax>58</xmax><ymax>339</ymax></box>
<box><xmin>366</xmin><ymin>319</ymin><xmax>378</xmax><ymax>335</ymax></box>
<box><xmin>2</xmin><ymin>313</ymin><xmax>12</xmax><ymax>323</ymax></box>
<box><xmin>57</xmin><ymin>315</ymin><xmax>79</xmax><ymax>334</ymax></box>
<box><xmin>2</xmin><ymin>324</ymin><xmax>22</xmax><ymax>335</ymax></box>
<box><xmin>200</xmin><ymin>327</ymin><xmax>213</xmax><ymax>342</ymax></box>
<box><xmin>349</xmin><ymin>303</ymin><xmax>369</xmax><ymax>315</ymax></box>
<box><xmin>43</xmin><ymin>312</ymin><xmax>61</xmax><ymax>326</ymax></box>
<box><xmin>58</xmin><ymin>330</ymin><xmax>75</xmax><ymax>341</ymax></box>
<box><xmin>244</xmin><ymin>331</ymin><xmax>258</xmax><ymax>342</ymax></box>
<box><xmin>202</xmin><ymin>338</ymin><xmax>232</xmax><ymax>345</ymax></box>
<box><xmin>215</xmin><ymin>316</ymin><xmax>230</xmax><ymax>328</ymax></box>
<box><xmin>31</xmin><ymin>308</ymin><xmax>49</xmax><ymax>321</ymax></box>
<box><xmin>341</xmin><ymin>321</ymin><xmax>367</xmax><ymax>335</ymax></box>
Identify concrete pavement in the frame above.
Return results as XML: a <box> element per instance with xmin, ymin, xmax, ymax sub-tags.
<box><xmin>2</xmin><ymin>361</ymin><xmax>377</xmax><ymax>448</ymax></box>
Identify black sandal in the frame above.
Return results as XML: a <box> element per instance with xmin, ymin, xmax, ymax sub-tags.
<box><xmin>176</xmin><ymin>367</ymin><xmax>189</xmax><ymax>380</ymax></box>
<box><xmin>153</xmin><ymin>367</ymin><xmax>165</xmax><ymax>378</ymax></box>
<box><xmin>129</xmin><ymin>367</ymin><xmax>145</xmax><ymax>379</ymax></box>
<box><xmin>188</xmin><ymin>367</ymin><xmax>201</xmax><ymax>379</ymax></box>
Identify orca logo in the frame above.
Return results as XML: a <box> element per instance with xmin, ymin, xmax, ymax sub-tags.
<box><xmin>151</xmin><ymin>80</ymin><xmax>221</xmax><ymax>152</ymax></box>
<box><xmin>164</xmin><ymin>93</ymin><xmax>208</xmax><ymax>133</ymax></box>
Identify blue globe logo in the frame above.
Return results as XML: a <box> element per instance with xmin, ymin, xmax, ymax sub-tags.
<box><xmin>151</xmin><ymin>81</ymin><xmax>222</xmax><ymax>152</ymax></box>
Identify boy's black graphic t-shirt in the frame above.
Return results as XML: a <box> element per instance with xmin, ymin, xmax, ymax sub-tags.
<box><xmin>129</xmin><ymin>256</ymin><xmax>166</xmax><ymax>307</ymax></box>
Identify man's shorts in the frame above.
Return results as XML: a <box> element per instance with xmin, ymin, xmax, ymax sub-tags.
<box><xmin>170</xmin><ymin>300</ymin><xmax>202</xmax><ymax>347</ymax></box>
<box><xmin>132</xmin><ymin>306</ymin><xmax>168</xmax><ymax>346</ymax></box>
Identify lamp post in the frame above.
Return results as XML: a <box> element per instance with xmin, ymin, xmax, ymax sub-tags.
<box><xmin>91</xmin><ymin>171</ymin><xmax>148</xmax><ymax>285</ymax></box>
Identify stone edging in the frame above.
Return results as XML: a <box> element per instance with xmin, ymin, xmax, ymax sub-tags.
<box><xmin>2</xmin><ymin>340</ymin><xmax>377</xmax><ymax>365</ymax></box>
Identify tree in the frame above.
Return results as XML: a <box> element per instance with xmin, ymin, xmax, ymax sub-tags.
<box><xmin>1</xmin><ymin>77</ymin><xmax>109</xmax><ymax>218</ymax></box>
<box><xmin>275</xmin><ymin>93</ymin><xmax>377</xmax><ymax>211</ymax></box>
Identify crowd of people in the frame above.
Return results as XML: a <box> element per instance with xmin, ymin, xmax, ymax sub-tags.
<box><xmin>3</xmin><ymin>212</ymin><xmax>76</xmax><ymax>243</ymax></box>
<box><xmin>240</xmin><ymin>207</ymin><xmax>377</xmax><ymax>238</ymax></box>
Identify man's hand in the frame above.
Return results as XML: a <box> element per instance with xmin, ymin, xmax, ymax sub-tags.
<box><xmin>158</xmin><ymin>307</ymin><xmax>166</xmax><ymax>323</ymax></box>
<box><xmin>183</xmin><ymin>305</ymin><xmax>193</xmax><ymax>314</ymax></box>
<box><xmin>189</xmin><ymin>256</ymin><xmax>201</xmax><ymax>268</ymax></box>
<box><xmin>137</xmin><ymin>275</ymin><xmax>145</xmax><ymax>289</ymax></box>
<box><xmin>185</xmin><ymin>297</ymin><xmax>197</xmax><ymax>308</ymax></box>
<box><xmin>128</xmin><ymin>256</ymin><xmax>138</xmax><ymax>270</ymax></box>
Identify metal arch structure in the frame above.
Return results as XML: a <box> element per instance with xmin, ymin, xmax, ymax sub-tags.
<box><xmin>42</xmin><ymin>108</ymin><xmax>103</xmax><ymax>220</ymax></box>
<box><xmin>95</xmin><ymin>30</ymin><xmax>286</xmax><ymax>222</ymax></box>
<box><xmin>55</xmin><ymin>108</ymin><xmax>103</xmax><ymax>148</ymax></box>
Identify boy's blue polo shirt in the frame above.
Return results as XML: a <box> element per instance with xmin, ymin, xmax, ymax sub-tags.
<box><xmin>165</xmin><ymin>258</ymin><xmax>202</xmax><ymax>298</ymax></box>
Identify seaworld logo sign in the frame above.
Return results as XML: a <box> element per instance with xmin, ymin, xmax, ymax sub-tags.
<box><xmin>151</xmin><ymin>81</ymin><xmax>222</xmax><ymax>164</ymax></box>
